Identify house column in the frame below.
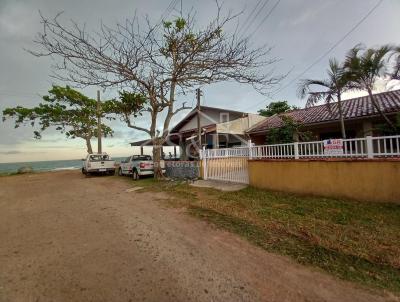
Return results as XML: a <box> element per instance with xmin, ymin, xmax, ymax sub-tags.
<box><xmin>179</xmin><ymin>135</ymin><xmax>187</xmax><ymax>160</ymax></box>
<box><xmin>213</xmin><ymin>133</ymin><xmax>219</xmax><ymax>149</ymax></box>
<box><xmin>362</xmin><ymin>121</ymin><xmax>373</xmax><ymax>137</ymax></box>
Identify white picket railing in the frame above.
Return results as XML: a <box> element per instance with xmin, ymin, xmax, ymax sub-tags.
<box><xmin>252</xmin><ymin>143</ymin><xmax>295</xmax><ymax>159</ymax></box>
<box><xmin>201</xmin><ymin>135</ymin><xmax>400</xmax><ymax>160</ymax></box>
<box><xmin>200</xmin><ymin>135</ymin><xmax>400</xmax><ymax>184</ymax></box>
<box><xmin>202</xmin><ymin>146</ymin><xmax>250</xmax><ymax>159</ymax></box>
<box><xmin>372</xmin><ymin>135</ymin><xmax>400</xmax><ymax>157</ymax></box>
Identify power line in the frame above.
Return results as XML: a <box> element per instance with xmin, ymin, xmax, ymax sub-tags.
<box><xmin>240</xmin><ymin>0</ymin><xmax>271</xmax><ymax>38</ymax></box>
<box><xmin>161</xmin><ymin>0</ymin><xmax>176</xmax><ymax>20</ymax></box>
<box><xmin>165</xmin><ymin>0</ymin><xmax>179</xmax><ymax>17</ymax></box>
<box><xmin>238</xmin><ymin>0</ymin><xmax>264</xmax><ymax>36</ymax></box>
<box><xmin>248</xmin><ymin>0</ymin><xmax>281</xmax><ymax>40</ymax></box>
<box><xmin>157</xmin><ymin>0</ymin><xmax>179</xmax><ymax>25</ymax></box>
<box><xmin>270</xmin><ymin>0</ymin><xmax>384</xmax><ymax>98</ymax></box>
<box><xmin>247</xmin><ymin>0</ymin><xmax>384</xmax><ymax>111</ymax></box>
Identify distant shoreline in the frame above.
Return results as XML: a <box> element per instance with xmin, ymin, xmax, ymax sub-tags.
<box><xmin>0</xmin><ymin>157</ymin><xmax>125</xmax><ymax>174</ymax></box>
<box><xmin>0</xmin><ymin>168</ymin><xmax>81</xmax><ymax>177</ymax></box>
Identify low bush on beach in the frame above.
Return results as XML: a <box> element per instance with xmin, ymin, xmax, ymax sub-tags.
<box><xmin>17</xmin><ymin>166</ymin><xmax>33</xmax><ymax>174</ymax></box>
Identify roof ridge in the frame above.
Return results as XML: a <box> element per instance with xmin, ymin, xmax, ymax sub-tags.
<box><xmin>247</xmin><ymin>89</ymin><xmax>400</xmax><ymax>134</ymax></box>
<box><xmin>199</xmin><ymin>105</ymin><xmax>248</xmax><ymax>115</ymax></box>
<box><xmin>286</xmin><ymin>89</ymin><xmax>400</xmax><ymax>113</ymax></box>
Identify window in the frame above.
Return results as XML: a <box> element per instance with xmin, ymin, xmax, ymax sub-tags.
<box><xmin>89</xmin><ymin>155</ymin><xmax>109</xmax><ymax>161</ymax></box>
<box><xmin>319</xmin><ymin>130</ymin><xmax>356</xmax><ymax>140</ymax></box>
<box><xmin>220</xmin><ymin>112</ymin><xmax>229</xmax><ymax>123</ymax></box>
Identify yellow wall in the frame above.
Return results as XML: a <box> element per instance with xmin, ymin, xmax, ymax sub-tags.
<box><xmin>248</xmin><ymin>160</ymin><xmax>400</xmax><ymax>203</ymax></box>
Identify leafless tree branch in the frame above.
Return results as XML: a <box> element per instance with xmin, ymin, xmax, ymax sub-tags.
<box><xmin>28</xmin><ymin>4</ymin><xmax>282</xmax><ymax>174</ymax></box>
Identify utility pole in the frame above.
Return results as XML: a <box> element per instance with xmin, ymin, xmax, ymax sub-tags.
<box><xmin>196</xmin><ymin>88</ymin><xmax>202</xmax><ymax>149</ymax></box>
<box><xmin>97</xmin><ymin>90</ymin><xmax>102</xmax><ymax>154</ymax></box>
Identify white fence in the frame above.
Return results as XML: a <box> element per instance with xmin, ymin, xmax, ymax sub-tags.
<box><xmin>201</xmin><ymin>146</ymin><xmax>250</xmax><ymax>159</ymax></box>
<box><xmin>202</xmin><ymin>157</ymin><xmax>249</xmax><ymax>184</ymax></box>
<box><xmin>201</xmin><ymin>135</ymin><xmax>400</xmax><ymax>160</ymax></box>
<box><xmin>200</xmin><ymin>135</ymin><xmax>400</xmax><ymax>183</ymax></box>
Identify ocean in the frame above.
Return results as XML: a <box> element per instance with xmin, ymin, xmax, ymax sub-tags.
<box><xmin>0</xmin><ymin>158</ymin><xmax>126</xmax><ymax>174</ymax></box>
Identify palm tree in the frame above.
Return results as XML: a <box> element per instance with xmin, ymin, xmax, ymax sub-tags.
<box><xmin>389</xmin><ymin>46</ymin><xmax>400</xmax><ymax>80</ymax></box>
<box><xmin>298</xmin><ymin>58</ymin><xmax>349</xmax><ymax>139</ymax></box>
<box><xmin>343</xmin><ymin>44</ymin><xmax>396</xmax><ymax>130</ymax></box>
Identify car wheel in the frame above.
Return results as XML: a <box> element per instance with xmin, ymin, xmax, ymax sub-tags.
<box><xmin>132</xmin><ymin>169</ymin><xmax>139</xmax><ymax>181</ymax></box>
<box><xmin>81</xmin><ymin>167</ymin><xmax>86</xmax><ymax>175</ymax></box>
<box><xmin>118</xmin><ymin>168</ymin><xmax>123</xmax><ymax>176</ymax></box>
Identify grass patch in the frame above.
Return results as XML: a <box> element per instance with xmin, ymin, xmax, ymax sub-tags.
<box><xmin>128</xmin><ymin>178</ymin><xmax>400</xmax><ymax>293</ymax></box>
<box><xmin>189</xmin><ymin>206</ymin><xmax>400</xmax><ymax>292</ymax></box>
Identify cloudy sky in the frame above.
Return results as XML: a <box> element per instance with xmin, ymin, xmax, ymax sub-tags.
<box><xmin>0</xmin><ymin>0</ymin><xmax>399</xmax><ymax>163</ymax></box>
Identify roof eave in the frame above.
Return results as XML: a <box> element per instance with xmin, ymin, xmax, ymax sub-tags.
<box><xmin>246</xmin><ymin>112</ymin><xmax>400</xmax><ymax>135</ymax></box>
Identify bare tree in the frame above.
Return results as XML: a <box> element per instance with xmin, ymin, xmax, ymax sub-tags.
<box><xmin>29</xmin><ymin>4</ymin><xmax>281</xmax><ymax>178</ymax></box>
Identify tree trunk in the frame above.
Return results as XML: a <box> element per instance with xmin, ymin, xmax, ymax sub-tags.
<box><xmin>152</xmin><ymin>81</ymin><xmax>176</xmax><ymax>180</ymax></box>
<box><xmin>152</xmin><ymin>138</ymin><xmax>164</xmax><ymax>179</ymax></box>
<box><xmin>85</xmin><ymin>137</ymin><xmax>93</xmax><ymax>154</ymax></box>
<box><xmin>367</xmin><ymin>88</ymin><xmax>396</xmax><ymax>130</ymax></box>
<box><xmin>337</xmin><ymin>94</ymin><xmax>346</xmax><ymax>139</ymax></box>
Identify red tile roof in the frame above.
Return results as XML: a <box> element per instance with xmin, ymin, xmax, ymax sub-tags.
<box><xmin>247</xmin><ymin>89</ymin><xmax>400</xmax><ymax>134</ymax></box>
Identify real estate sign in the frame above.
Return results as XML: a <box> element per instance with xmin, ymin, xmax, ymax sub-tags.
<box><xmin>323</xmin><ymin>139</ymin><xmax>343</xmax><ymax>156</ymax></box>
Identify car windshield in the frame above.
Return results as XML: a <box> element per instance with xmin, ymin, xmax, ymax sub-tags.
<box><xmin>89</xmin><ymin>155</ymin><xmax>109</xmax><ymax>161</ymax></box>
<box><xmin>134</xmin><ymin>155</ymin><xmax>152</xmax><ymax>160</ymax></box>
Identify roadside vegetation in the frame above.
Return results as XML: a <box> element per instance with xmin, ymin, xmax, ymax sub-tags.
<box><xmin>131</xmin><ymin>178</ymin><xmax>400</xmax><ymax>294</ymax></box>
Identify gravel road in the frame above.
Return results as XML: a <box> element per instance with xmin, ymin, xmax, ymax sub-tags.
<box><xmin>0</xmin><ymin>171</ymin><xmax>394</xmax><ymax>302</ymax></box>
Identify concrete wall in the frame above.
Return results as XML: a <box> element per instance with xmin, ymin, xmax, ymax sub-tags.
<box><xmin>248</xmin><ymin>159</ymin><xmax>400</xmax><ymax>203</ymax></box>
<box><xmin>165</xmin><ymin>161</ymin><xmax>200</xmax><ymax>179</ymax></box>
<box><xmin>216</xmin><ymin>114</ymin><xmax>266</xmax><ymax>135</ymax></box>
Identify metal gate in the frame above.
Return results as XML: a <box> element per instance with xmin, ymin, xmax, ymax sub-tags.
<box><xmin>201</xmin><ymin>147</ymin><xmax>250</xmax><ymax>184</ymax></box>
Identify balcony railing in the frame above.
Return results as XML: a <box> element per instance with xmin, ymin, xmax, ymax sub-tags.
<box><xmin>200</xmin><ymin>135</ymin><xmax>400</xmax><ymax>160</ymax></box>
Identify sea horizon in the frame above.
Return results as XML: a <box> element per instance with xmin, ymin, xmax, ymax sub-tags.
<box><xmin>0</xmin><ymin>158</ymin><xmax>82</xmax><ymax>165</ymax></box>
<box><xmin>0</xmin><ymin>157</ymin><xmax>126</xmax><ymax>174</ymax></box>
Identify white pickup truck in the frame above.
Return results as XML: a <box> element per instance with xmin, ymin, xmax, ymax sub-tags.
<box><xmin>82</xmin><ymin>153</ymin><xmax>116</xmax><ymax>175</ymax></box>
<box><xmin>118</xmin><ymin>155</ymin><xmax>165</xmax><ymax>180</ymax></box>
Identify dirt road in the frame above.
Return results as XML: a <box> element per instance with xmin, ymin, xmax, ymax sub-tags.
<box><xmin>0</xmin><ymin>171</ymin><xmax>395</xmax><ymax>301</ymax></box>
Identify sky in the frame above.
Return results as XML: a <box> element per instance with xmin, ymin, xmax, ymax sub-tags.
<box><xmin>0</xmin><ymin>0</ymin><xmax>399</xmax><ymax>163</ymax></box>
